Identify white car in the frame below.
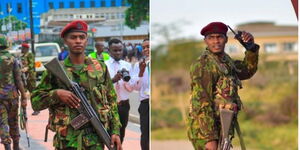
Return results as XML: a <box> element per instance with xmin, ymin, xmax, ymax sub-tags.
<box><xmin>34</xmin><ymin>43</ymin><xmax>61</xmax><ymax>78</ymax></box>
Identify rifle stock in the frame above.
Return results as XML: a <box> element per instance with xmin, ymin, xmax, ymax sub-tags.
<box><xmin>218</xmin><ymin>109</ymin><xmax>234</xmax><ymax>150</ymax></box>
<box><xmin>44</xmin><ymin>58</ymin><xmax>116</xmax><ymax>150</ymax></box>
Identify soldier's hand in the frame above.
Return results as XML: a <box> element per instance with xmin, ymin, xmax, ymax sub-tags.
<box><xmin>56</xmin><ymin>89</ymin><xmax>80</xmax><ymax>109</ymax></box>
<box><xmin>205</xmin><ymin>140</ymin><xmax>217</xmax><ymax>150</ymax></box>
<box><xmin>112</xmin><ymin>72</ymin><xmax>122</xmax><ymax>83</ymax></box>
<box><xmin>111</xmin><ymin>134</ymin><xmax>122</xmax><ymax>150</ymax></box>
<box><xmin>241</xmin><ymin>31</ymin><xmax>254</xmax><ymax>43</ymax></box>
<box><xmin>21</xmin><ymin>67</ymin><xmax>29</xmax><ymax>73</ymax></box>
<box><xmin>21</xmin><ymin>99</ymin><xmax>27</xmax><ymax>108</ymax></box>
<box><xmin>139</xmin><ymin>59</ymin><xmax>146</xmax><ymax>77</ymax></box>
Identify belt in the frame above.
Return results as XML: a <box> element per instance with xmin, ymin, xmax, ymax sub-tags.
<box><xmin>118</xmin><ymin>99</ymin><xmax>129</xmax><ymax>106</ymax></box>
<box><xmin>141</xmin><ymin>99</ymin><xmax>149</xmax><ymax>103</ymax></box>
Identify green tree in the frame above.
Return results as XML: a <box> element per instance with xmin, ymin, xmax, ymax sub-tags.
<box><xmin>0</xmin><ymin>16</ymin><xmax>27</xmax><ymax>34</ymax></box>
<box><xmin>125</xmin><ymin>0</ymin><xmax>149</xmax><ymax>29</ymax></box>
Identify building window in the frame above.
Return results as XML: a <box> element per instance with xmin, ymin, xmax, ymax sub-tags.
<box><xmin>111</xmin><ymin>0</ymin><xmax>116</xmax><ymax>7</ymax></box>
<box><xmin>101</xmin><ymin>0</ymin><xmax>106</xmax><ymax>7</ymax></box>
<box><xmin>225</xmin><ymin>44</ymin><xmax>238</xmax><ymax>53</ymax></box>
<box><xmin>59</xmin><ymin>2</ymin><xmax>64</xmax><ymax>8</ymax></box>
<box><xmin>283</xmin><ymin>42</ymin><xmax>297</xmax><ymax>52</ymax></box>
<box><xmin>264</xmin><ymin>43</ymin><xmax>277</xmax><ymax>53</ymax></box>
<box><xmin>49</xmin><ymin>2</ymin><xmax>54</xmax><ymax>9</ymax></box>
<box><xmin>80</xmin><ymin>1</ymin><xmax>85</xmax><ymax>8</ymax></box>
<box><xmin>121</xmin><ymin>0</ymin><xmax>126</xmax><ymax>6</ymax></box>
<box><xmin>17</xmin><ymin>3</ymin><xmax>22</xmax><ymax>13</ymax></box>
<box><xmin>70</xmin><ymin>2</ymin><xmax>75</xmax><ymax>8</ymax></box>
<box><xmin>90</xmin><ymin>1</ymin><xmax>95</xmax><ymax>7</ymax></box>
<box><xmin>6</xmin><ymin>3</ymin><xmax>12</xmax><ymax>13</ymax></box>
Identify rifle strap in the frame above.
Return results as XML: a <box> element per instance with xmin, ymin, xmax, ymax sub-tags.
<box><xmin>235</xmin><ymin>120</ymin><xmax>246</xmax><ymax>150</ymax></box>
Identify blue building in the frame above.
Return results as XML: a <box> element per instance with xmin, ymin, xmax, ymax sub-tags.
<box><xmin>0</xmin><ymin>0</ymin><xmax>128</xmax><ymax>34</ymax></box>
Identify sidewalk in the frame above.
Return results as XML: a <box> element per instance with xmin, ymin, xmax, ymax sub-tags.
<box><xmin>19</xmin><ymin>103</ymin><xmax>141</xmax><ymax>150</ymax></box>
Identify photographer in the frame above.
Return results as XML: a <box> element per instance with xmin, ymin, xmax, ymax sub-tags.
<box><xmin>105</xmin><ymin>39</ymin><xmax>134</xmax><ymax>143</ymax></box>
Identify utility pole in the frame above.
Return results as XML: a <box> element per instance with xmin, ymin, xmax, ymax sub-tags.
<box><xmin>29</xmin><ymin>0</ymin><xmax>35</xmax><ymax>54</ymax></box>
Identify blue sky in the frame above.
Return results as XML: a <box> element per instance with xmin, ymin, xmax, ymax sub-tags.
<box><xmin>151</xmin><ymin>0</ymin><xmax>297</xmax><ymax>45</ymax></box>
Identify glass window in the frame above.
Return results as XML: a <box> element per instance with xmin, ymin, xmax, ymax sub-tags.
<box><xmin>121</xmin><ymin>0</ymin><xmax>126</xmax><ymax>6</ymax></box>
<box><xmin>90</xmin><ymin>1</ymin><xmax>95</xmax><ymax>7</ymax></box>
<box><xmin>70</xmin><ymin>2</ymin><xmax>75</xmax><ymax>8</ymax></box>
<box><xmin>35</xmin><ymin>45</ymin><xmax>59</xmax><ymax>57</ymax></box>
<box><xmin>111</xmin><ymin>0</ymin><xmax>116</xmax><ymax>7</ymax></box>
<box><xmin>6</xmin><ymin>3</ymin><xmax>12</xmax><ymax>13</ymax></box>
<box><xmin>283</xmin><ymin>42</ymin><xmax>297</xmax><ymax>52</ymax></box>
<box><xmin>80</xmin><ymin>1</ymin><xmax>85</xmax><ymax>8</ymax></box>
<box><xmin>225</xmin><ymin>44</ymin><xmax>238</xmax><ymax>53</ymax></box>
<box><xmin>49</xmin><ymin>2</ymin><xmax>54</xmax><ymax>9</ymax></box>
<box><xmin>59</xmin><ymin>2</ymin><xmax>64</xmax><ymax>8</ymax></box>
<box><xmin>17</xmin><ymin>3</ymin><xmax>22</xmax><ymax>13</ymax></box>
<box><xmin>101</xmin><ymin>0</ymin><xmax>106</xmax><ymax>7</ymax></box>
<box><xmin>264</xmin><ymin>43</ymin><xmax>277</xmax><ymax>53</ymax></box>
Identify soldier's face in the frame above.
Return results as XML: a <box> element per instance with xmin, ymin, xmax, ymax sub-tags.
<box><xmin>142</xmin><ymin>40</ymin><xmax>149</xmax><ymax>57</ymax></box>
<box><xmin>63</xmin><ymin>32</ymin><xmax>87</xmax><ymax>55</ymax></box>
<box><xmin>204</xmin><ymin>33</ymin><xmax>227</xmax><ymax>54</ymax></box>
<box><xmin>21</xmin><ymin>47</ymin><xmax>29</xmax><ymax>53</ymax></box>
<box><xmin>109</xmin><ymin>43</ymin><xmax>123</xmax><ymax>61</ymax></box>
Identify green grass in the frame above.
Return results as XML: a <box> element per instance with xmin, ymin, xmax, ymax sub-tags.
<box><xmin>152</xmin><ymin>121</ymin><xmax>298</xmax><ymax>150</ymax></box>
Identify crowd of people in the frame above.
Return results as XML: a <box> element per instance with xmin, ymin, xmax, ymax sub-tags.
<box><xmin>0</xmin><ymin>20</ymin><xmax>149</xmax><ymax>150</ymax></box>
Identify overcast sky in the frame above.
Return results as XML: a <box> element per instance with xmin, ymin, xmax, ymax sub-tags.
<box><xmin>151</xmin><ymin>0</ymin><xmax>297</xmax><ymax>45</ymax></box>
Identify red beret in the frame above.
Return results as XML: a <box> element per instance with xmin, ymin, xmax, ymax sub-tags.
<box><xmin>21</xmin><ymin>43</ymin><xmax>29</xmax><ymax>48</ymax></box>
<box><xmin>200</xmin><ymin>22</ymin><xmax>228</xmax><ymax>36</ymax></box>
<box><xmin>60</xmin><ymin>20</ymin><xmax>88</xmax><ymax>38</ymax></box>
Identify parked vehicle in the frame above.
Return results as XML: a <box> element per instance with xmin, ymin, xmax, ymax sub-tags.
<box><xmin>35</xmin><ymin>43</ymin><xmax>61</xmax><ymax>79</ymax></box>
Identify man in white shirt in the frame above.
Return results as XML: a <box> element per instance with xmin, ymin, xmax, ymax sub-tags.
<box><xmin>105</xmin><ymin>39</ymin><xmax>133</xmax><ymax>143</ymax></box>
<box><xmin>131</xmin><ymin>39</ymin><xmax>150</xmax><ymax>150</ymax></box>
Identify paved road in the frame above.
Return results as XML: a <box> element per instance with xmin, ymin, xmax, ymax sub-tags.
<box><xmin>19</xmin><ymin>92</ymin><xmax>142</xmax><ymax>150</ymax></box>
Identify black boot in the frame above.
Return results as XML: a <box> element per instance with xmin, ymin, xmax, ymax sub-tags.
<box><xmin>13</xmin><ymin>141</ymin><xmax>21</xmax><ymax>150</ymax></box>
<box><xmin>4</xmin><ymin>144</ymin><xmax>11</xmax><ymax>150</ymax></box>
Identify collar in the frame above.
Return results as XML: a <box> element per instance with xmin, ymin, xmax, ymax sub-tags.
<box><xmin>64</xmin><ymin>56</ymin><xmax>94</xmax><ymax>73</ymax></box>
<box><xmin>205</xmin><ymin>48</ymin><xmax>229</xmax><ymax>63</ymax></box>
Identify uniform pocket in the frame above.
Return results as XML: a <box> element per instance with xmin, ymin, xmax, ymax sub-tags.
<box><xmin>97</xmin><ymin>107</ymin><xmax>110</xmax><ymax>128</ymax></box>
<box><xmin>51</xmin><ymin>107</ymin><xmax>71</xmax><ymax>137</ymax></box>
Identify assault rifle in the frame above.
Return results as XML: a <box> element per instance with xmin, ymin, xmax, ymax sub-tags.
<box><xmin>218</xmin><ymin>109</ymin><xmax>234</xmax><ymax>150</ymax></box>
<box><xmin>19</xmin><ymin>107</ymin><xmax>30</xmax><ymax>147</ymax></box>
<box><xmin>218</xmin><ymin>108</ymin><xmax>246</xmax><ymax>150</ymax></box>
<box><xmin>227</xmin><ymin>25</ymin><xmax>255</xmax><ymax>51</ymax></box>
<box><xmin>44</xmin><ymin>58</ymin><xmax>116</xmax><ymax>150</ymax></box>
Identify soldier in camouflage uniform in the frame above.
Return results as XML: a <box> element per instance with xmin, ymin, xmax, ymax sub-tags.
<box><xmin>20</xmin><ymin>43</ymin><xmax>36</xmax><ymax>92</ymax></box>
<box><xmin>187</xmin><ymin>22</ymin><xmax>259</xmax><ymax>150</ymax></box>
<box><xmin>31</xmin><ymin>20</ymin><xmax>122</xmax><ymax>150</ymax></box>
<box><xmin>0</xmin><ymin>35</ymin><xmax>27</xmax><ymax>150</ymax></box>
<box><xmin>20</xmin><ymin>43</ymin><xmax>39</xmax><ymax>116</ymax></box>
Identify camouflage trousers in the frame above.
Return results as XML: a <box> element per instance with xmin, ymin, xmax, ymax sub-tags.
<box><xmin>0</xmin><ymin>98</ymin><xmax>20</xmax><ymax>144</ymax></box>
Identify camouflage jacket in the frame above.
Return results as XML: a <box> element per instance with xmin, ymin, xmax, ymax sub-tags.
<box><xmin>0</xmin><ymin>50</ymin><xmax>19</xmax><ymax>99</ymax></box>
<box><xmin>31</xmin><ymin>56</ymin><xmax>121</xmax><ymax>148</ymax></box>
<box><xmin>188</xmin><ymin>45</ymin><xmax>259</xmax><ymax>142</ymax></box>
<box><xmin>21</xmin><ymin>52</ymin><xmax>35</xmax><ymax>74</ymax></box>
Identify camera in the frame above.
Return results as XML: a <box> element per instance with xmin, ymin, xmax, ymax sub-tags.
<box><xmin>118</xmin><ymin>68</ymin><xmax>131</xmax><ymax>82</ymax></box>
